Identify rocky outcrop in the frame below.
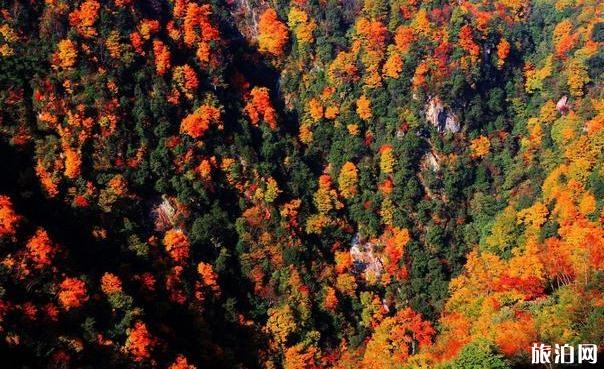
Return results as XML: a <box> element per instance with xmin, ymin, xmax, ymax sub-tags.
<box><xmin>556</xmin><ymin>95</ymin><xmax>569</xmax><ymax>114</ymax></box>
<box><xmin>229</xmin><ymin>0</ymin><xmax>266</xmax><ymax>41</ymax></box>
<box><xmin>425</xmin><ymin>97</ymin><xmax>460</xmax><ymax>133</ymax></box>
<box><xmin>151</xmin><ymin>195</ymin><xmax>178</xmax><ymax>231</ymax></box>
<box><xmin>444</xmin><ymin>113</ymin><xmax>460</xmax><ymax>133</ymax></box>
<box><xmin>423</xmin><ymin>151</ymin><xmax>440</xmax><ymax>171</ymax></box>
<box><xmin>350</xmin><ymin>235</ymin><xmax>383</xmax><ymax>281</ymax></box>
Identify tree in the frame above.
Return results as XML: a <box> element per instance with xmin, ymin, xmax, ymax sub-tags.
<box><xmin>362</xmin><ymin>308</ymin><xmax>434</xmax><ymax>369</ymax></box>
<box><xmin>394</xmin><ymin>25</ymin><xmax>414</xmax><ymax>53</ymax></box>
<box><xmin>180</xmin><ymin>104</ymin><xmax>222</xmax><ymax>139</ymax></box>
<box><xmin>58</xmin><ymin>278</ymin><xmax>89</xmax><ymax>310</ymax></box>
<box><xmin>458</xmin><ymin>25</ymin><xmax>480</xmax><ymax>60</ymax></box>
<box><xmin>55</xmin><ymin>39</ymin><xmax>77</xmax><ymax>69</ymax></box>
<box><xmin>338</xmin><ymin>162</ymin><xmax>359</xmax><ymax>199</ymax></box>
<box><xmin>69</xmin><ymin>0</ymin><xmax>100</xmax><ymax>38</ymax></box>
<box><xmin>101</xmin><ymin>272</ymin><xmax>123</xmax><ymax>295</ymax></box>
<box><xmin>470</xmin><ymin>135</ymin><xmax>490</xmax><ymax>158</ymax></box>
<box><xmin>308</xmin><ymin>98</ymin><xmax>324</xmax><ymax>121</ymax></box>
<box><xmin>328</xmin><ymin>51</ymin><xmax>359</xmax><ymax>85</ymax></box>
<box><xmin>153</xmin><ymin>40</ymin><xmax>171</xmax><ymax>76</ymax></box>
<box><xmin>125</xmin><ymin>321</ymin><xmax>153</xmax><ymax>361</ymax></box>
<box><xmin>493</xmin><ymin>314</ymin><xmax>537</xmax><ymax>356</ymax></box>
<box><xmin>356</xmin><ymin>95</ymin><xmax>372</xmax><ymax>120</ymax></box>
<box><xmin>288</xmin><ymin>8</ymin><xmax>316</xmax><ymax>46</ymax></box>
<box><xmin>26</xmin><ymin>228</ymin><xmax>55</xmax><ymax>268</ymax></box>
<box><xmin>439</xmin><ymin>339</ymin><xmax>511</xmax><ymax>369</ymax></box>
<box><xmin>258</xmin><ymin>8</ymin><xmax>289</xmax><ymax>56</ymax></box>
<box><xmin>284</xmin><ymin>343</ymin><xmax>319</xmax><ymax>369</ymax></box>
<box><xmin>245</xmin><ymin>87</ymin><xmax>277</xmax><ymax>129</ymax></box>
<box><xmin>63</xmin><ymin>147</ymin><xmax>81</xmax><ymax>179</ymax></box>
<box><xmin>336</xmin><ymin>273</ymin><xmax>357</xmax><ymax>296</ymax></box>
<box><xmin>325</xmin><ymin>105</ymin><xmax>339</xmax><ymax>119</ymax></box>
<box><xmin>566</xmin><ymin>58</ymin><xmax>590</xmax><ymax>97</ymax></box>
<box><xmin>323</xmin><ymin>287</ymin><xmax>338</xmax><ymax>310</ymax></box>
<box><xmin>163</xmin><ymin>229</ymin><xmax>190</xmax><ymax>263</ymax></box>
<box><xmin>183</xmin><ymin>3</ymin><xmax>220</xmax><ymax>47</ymax></box>
<box><xmin>197</xmin><ymin>261</ymin><xmax>219</xmax><ymax>293</ymax></box>
<box><xmin>496</xmin><ymin>39</ymin><xmax>510</xmax><ymax>69</ymax></box>
<box><xmin>553</xmin><ymin>20</ymin><xmax>575</xmax><ymax>58</ymax></box>
<box><xmin>382</xmin><ymin>51</ymin><xmax>402</xmax><ymax>79</ymax></box>
<box><xmin>0</xmin><ymin>195</ymin><xmax>20</xmax><ymax>239</ymax></box>
<box><xmin>382</xmin><ymin>227</ymin><xmax>410</xmax><ymax>280</ymax></box>
<box><xmin>379</xmin><ymin>145</ymin><xmax>394</xmax><ymax>174</ymax></box>
<box><xmin>173</xmin><ymin>64</ymin><xmax>199</xmax><ymax>97</ymax></box>
<box><xmin>169</xmin><ymin>355</ymin><xmax>197</xmax><ymax>369</ymax></box>
<box><xmin>266</xmin><ymin>304</ymin><xmax>297</xmax><ymax>347</ymax></box>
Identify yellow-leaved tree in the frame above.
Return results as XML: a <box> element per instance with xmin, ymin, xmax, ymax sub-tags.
<box><xmin>338</xmin><ymin>162</ymin><xmax>359</xmax><ymax>199</ymax></box>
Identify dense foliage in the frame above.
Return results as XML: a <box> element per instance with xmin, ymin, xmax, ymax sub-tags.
<box><xmin>0</xmin><ymin>0</ymin><xmax>602</xmax><ymax>368</ymax></box>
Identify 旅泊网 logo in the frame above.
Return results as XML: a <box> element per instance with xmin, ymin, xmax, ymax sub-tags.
<box><xmin>531</xmin><ymin>343</ymin><xmax>598</xmax><ymax>365</ymax></box>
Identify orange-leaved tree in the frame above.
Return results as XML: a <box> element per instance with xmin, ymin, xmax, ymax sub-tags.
<box><xmin>258</xmin><ymin>8</ymin><xmax>289</xmax><ymax>56</ymax></box>
<box><xmin>180</xmin><ymin>104</ymin><xmax>222</xmax><ymax>139</ymax></box>
<box><xmin>0</xmin><ymin>195</ymin><xmax>21</xmax><ymax>239</ymax></box>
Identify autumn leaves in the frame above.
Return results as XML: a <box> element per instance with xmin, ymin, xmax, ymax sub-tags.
<box><xmin>258</xmin><ymin>9</ymin><xmax>289</xmax><ymax>57</ymax></box>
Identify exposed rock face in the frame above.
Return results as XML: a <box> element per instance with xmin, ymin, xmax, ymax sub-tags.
<box><xmin>557</xmin><ymin>95</ymin><xmax>569</xmax><ymax>114</ymax></box>
<box><xmin>424</xmin><ymin>151</ymin><xmax>440</xmax><ymax>171</ymax></box>
<box><xmin>444</xmin><ymin>113</ymin><xmax>460</xmax><ymax>133</ymax></box>
<box><xmin>350</xmin><ymin>235</ymin><xmax>383</xmax><ymax>281</ymax></box>
<box><xmin>425</xmin><ymin>97</ymin><xmax>444</xmax><ymax>129</ymax></box>
<box><xmin>151</xmin><ymin>195</ymin><xmax>177</xmax><ymax>231</ymax></box>
<box><xmin>425</xmin><ymin>97</ymin><xmax>460</xmax><ymax>133</ymax></box>
<box><xmin>229</xmin><ymin>0</ymin><xmax>266</xmax><ymax>41</ymax></box>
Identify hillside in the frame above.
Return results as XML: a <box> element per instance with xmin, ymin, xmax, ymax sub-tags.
<box><xmin>0</xmin><ymin>1</ymin><xmax>602</xmax><ymax>368</ymax></box>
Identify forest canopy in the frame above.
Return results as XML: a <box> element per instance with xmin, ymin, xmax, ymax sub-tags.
<box><xmin>0</xmin><ymin>0</ymin><xmax>603</xmax><ymax>368</ymax></box>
